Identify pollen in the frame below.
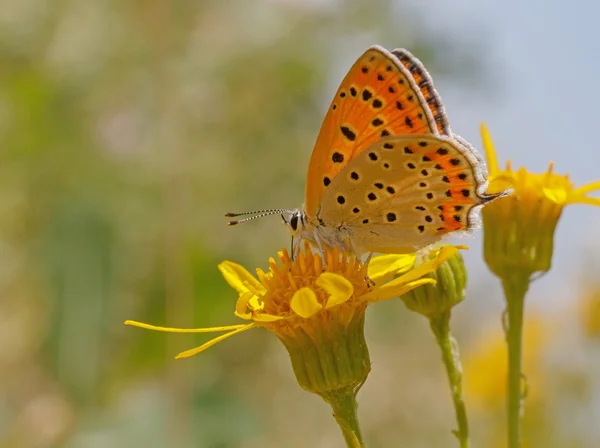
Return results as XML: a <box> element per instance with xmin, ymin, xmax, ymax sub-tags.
<box><xmin>249</xmin><ymin>244</ymin><xmax>371</xmax><ymax>338</ymax></box>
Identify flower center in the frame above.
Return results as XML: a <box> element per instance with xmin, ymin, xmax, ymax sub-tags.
<box><xmin>253</xmin><ymin>245</ymin><xmax>371</xmax><ymax>333</ymax></box>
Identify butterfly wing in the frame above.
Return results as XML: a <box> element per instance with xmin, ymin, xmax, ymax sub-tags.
<box><xmin>304</xmin><ymin>46</ymin><xmax>447</xmax><ymax>217</ymax></box>
<box><xmin>391</xmin><ymin>48</ymin><xmax>451</xmax><ymax>135</ymax></box>
<box><xmin>317</xmin><ymin>134</ymin><xmax>498</xmax><ymax>254</ymax></box>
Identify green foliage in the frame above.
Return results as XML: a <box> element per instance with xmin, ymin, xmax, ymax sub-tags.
<box><xmin>7</xmin><ymin>1</ymin><xmax>595</xmax><ymax>447</ymax></box>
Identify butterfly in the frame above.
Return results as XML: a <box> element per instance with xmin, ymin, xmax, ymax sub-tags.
<box><xmin>227</xmin><ymin>46</ymin><xmax>503</xmax><ymax>257</ymax></box>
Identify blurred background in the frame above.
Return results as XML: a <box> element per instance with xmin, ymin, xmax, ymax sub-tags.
<box><xmin>1</xmin><ymin>0</ymin><xmax>600</xmax><ymax>447</ymax></box>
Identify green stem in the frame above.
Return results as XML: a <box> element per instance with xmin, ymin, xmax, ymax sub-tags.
<box><xmin>502</xmin><ymin>276</ymin><xmax>529</xmax><ymax>448</ymax></box>
<box><xmin>430</xmin><ymin>313</ymin><xmax>470</xmax><ymax>448</ymax></box>
<box><xmin>324</xmin><ymin>387</ymin><xmax>365</xmax><ymax>448</ymax></box>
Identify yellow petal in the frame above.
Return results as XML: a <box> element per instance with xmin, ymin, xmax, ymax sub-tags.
<box><xmin>233</xmin><ymin>310</ymin><xmax>253</xmax><ymax>320</ymax></box>
<box><xmin>367</xmin><ymin>253</ymin><xmax>416</xmax><ymax>283</ymax></box>
<box><xmin>242</xmin><ymin>279</ymin><xmax>267</xmax><ymax>297</ymax></box>
<box><xmin>392</xmin><ymin>246</ymin><xmax>458</xmax><ymax>284</ymax></box>
<box><xmin>248</xmin><ymin>295</ymin><xmax>265</xmax><ymax>311</ymax></box>
<box><xmin>428</xmin><ymin>245</ymin><xmax>464</xmax><ymax>267</ymax></box>
<box><xmin>543</xmin><ymin>187</ymin><xmax>568</xmax><ymax>205</ymax></box>
<box><xmin>361</xmin><ymin>245</ymin><xmax>461</xmax><ymax>302</ymax></box>
<box><xmin>568</xmin><ymin>195</ymin><xmax>600</xmax><ymax>207</ymax></box>
<box><xmin>488</xmin><ymin>175</ymin><xmax>514</xmax><ymax>194</ymax></box>
<box><xmin>290</xmin><ymin>287</ymin><xmax>322</xmax><ymax>318</ymax></box>
<box><xmin>570</xmin><ymin>181</ymin><xmax>600</xmax><ymax>206</ymax></box>
<box><xmin>124</xmin><ymin>320</ymin><xmax>248</xmax><ymax>333</ymax></box>
<box><xmin>480</xmin><ymin>123</ymin><xmax>500</xmax><ymax>176</ymax></box>
<box><xmin>175</xmin><ymin>323</ymin><xmax>256</xmax><ymax>359</ymax></box>
<box><xmin>235</xmin><ymin>291</ymin><xmax>254</xmax><ymax>315</ymax></box>
<box><xmin>317</xmin><ymin>272</ymin><xmax>354</xmax><ymax>308</ymax></box>
<box><xmin>573</xmin><ymin>180</ymin><xmax>600</xmax><ymax>196</ymax></box>
<box><xmin>364</xmin><ymin>278</ymin><xmax>436</xmax><ymax>302</ymax></box>
<box><xmin>218</xmin><ymin>261</ymin><xmax>263</xmax><ymax>295</ymax></box>
<box><xmin>252</xmin><ymin>313</ymin><xmax>287</xmax><ymax>322</ymax></box>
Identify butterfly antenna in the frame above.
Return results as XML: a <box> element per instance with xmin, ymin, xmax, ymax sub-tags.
<box><xmin>225</xmin><ymin>209</ymin><xmax>294</xmax><ymax>226</ymax></box>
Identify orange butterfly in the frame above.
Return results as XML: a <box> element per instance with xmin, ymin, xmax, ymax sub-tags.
<box><xmin>227</xmin><ymin>46</ymin><xmax>503</xmax><ymax>256</ymax></box>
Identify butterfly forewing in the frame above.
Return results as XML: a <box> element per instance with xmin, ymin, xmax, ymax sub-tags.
<box><xmin>317</xmin><ymin>135</ymin><xmax>491</xmax><ymax>253</ymax></box>
<box><xmin>304</xmin><ymin>46</ymin><xmax>445</xmax><ymax>217</ymax></box>
<box><xmin>392</xmin><ymin>48</ymin><xmax>451</xmax><ymax>135</ymax></box>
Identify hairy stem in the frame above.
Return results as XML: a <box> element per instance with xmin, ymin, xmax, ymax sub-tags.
<box><xmin>430</xmin><ymin>313</ymin><xmax>470</xmax><ymax>448</ymax></box>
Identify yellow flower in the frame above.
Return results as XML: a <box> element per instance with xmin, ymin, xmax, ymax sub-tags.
<box><xmin>478</xmin><ymin>123</ymin><xmax>596</xmax><ymax>448</ymax></box>
<box><xmin>126</xmin><ymin>243</ymin><xmax>460</xmax><ymax>398</ymax></box>
<box><xmin>480</xmin><ymin>123</ymin><xmax>600</xmax><ymax>278</ymax></box>
<box><xmin>579</xmin><ymin>287</ymin><xmax>600</xmax><ymax>339</ymax></box>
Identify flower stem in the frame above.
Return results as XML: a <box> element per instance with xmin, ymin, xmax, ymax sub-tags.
<box><xmin>430</xmin><ymin>313</ymin><xmax>470</xmax><ymax>448</ymax></box>
<box><xmin>324</xmin><ymin>386</ymin><xmax>365</xmax><ymax>448</ymax></box>
<box><xmin>502</xmin><ymin>275</ymin><xmax>529</xmax><ymax>448</ymax></box>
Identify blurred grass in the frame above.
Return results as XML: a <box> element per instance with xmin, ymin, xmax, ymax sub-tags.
<box><xmin>1</xmin><ymin>1</ymin><xmax>600</xmax><ymax>447</ymax></box>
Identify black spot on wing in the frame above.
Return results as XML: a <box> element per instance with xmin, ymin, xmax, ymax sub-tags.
<box><xmin>332</xmin><ymin>152</ymin><xmax>344</xmax><ymax>163</ymax></box>
<box><xmin>340</xmin><ymin>126</ymin><xmax>356</xmax><ymax>141</ymax></box>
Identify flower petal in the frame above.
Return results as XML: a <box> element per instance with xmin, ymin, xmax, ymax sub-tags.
<box><xmin>317</xmin><ymin>272</ymin><xmax>354</xmax><ymax>308</ymax></box>
<box><xmin>573</xmin><ymin>180</ymin><xmax>600</xmax><ymax>196</ymax></box>
<box><xmin>365</xmin><ymin>278</ymin><xmax>436</xmax><ymax>302</ymax></box>
<box><xmin>367</xmin><ymin>253</ymin><xmax>416</xmax><ymax>283</ymax></box>
<box><xmin>233</xmin><ymin>310</ymin><xmax>253</xmax><ymax>320</ymax></box>
<box><xmin>569</xmin><ymin>182</ymin><xmax>600</xmax><ymax>206</ymax></box>
<box><xmin>361</xmin><ymin>245</ymin><xmax>461</xmax><ymax>302</ymax></box>
<box><xmin>290</xmin><ymin>287</ymin><xmax>322</xmax><ymax>318</ymax></box>
<box><xmin>124</xmin><ymin>320</ymin><xmax>248</xmax><ymax>333</ymax></box>
<box><xmin>235</xmin><ymin>291</ymin><xmax>254</xmax><ymax>316</ymax></box>
<box><xmin>252</xmin><ymin>313</ymin><xmax>286</xmax><ymax>322</ymax></box>
<box><xmin>218</xmin><ymin>261</ymin><xmax>264</xmax><ymax>295</ymax></box>
<box><xmin>248</xmin><ymin>295</ymin><xmax>265</xmax><ymax>311</ymax></box>
<box><xmin>393</xmin><ymin>245</ymin><xmax>459</xmax><ymax>284</ymax></box>
<box><xmin>488</xmin><ymin>173</ymin><xmax>514</xmax><ymax>194</ymax></box>
<box><xmin>568</xmin><ymin>196</ymin><xmax>600</xmax><ymax>207</ymax></box>
<box><xmin>543</xmin><ymin>187</ymin><xmax>568</xmax><ymax>205</ymax></box>
<box><xmin>480</xmin><ymin>123</ymin><xmax>500</xmax><ymax>176</ymax></box>
<box><xmin>175</xmin><ymin>323</ymin><xmax>256</xmax><ymax>359</ymax></box>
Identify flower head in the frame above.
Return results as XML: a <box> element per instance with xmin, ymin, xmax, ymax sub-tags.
<box><xmin>480</xmin><ymin>123</ymin><xmax>600</xmax><ymax>279</ymax></box>
<box><xmin>579</xmin><ymin>287</ymin><xmax>600</xmax><ymax>339</ymax></box>
<box><xmin>126</xmin><ymin>243</ymin><xmax>460</xmax><ymax>399</ymax></box>
<box><xmin>400</xmin><ymin>245</ymin><xmax>468</xmax><ymax>319</ymax></box>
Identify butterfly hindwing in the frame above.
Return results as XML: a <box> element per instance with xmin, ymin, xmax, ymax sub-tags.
<box><xmin>304</xmin><ymin>46</ymin><xmax>442</xmax><ymax>217</ymax></box>
<box><xmin>317</xmin><ymin>134</ymin><xmax>493</xmax><ymax>253</ymax></box>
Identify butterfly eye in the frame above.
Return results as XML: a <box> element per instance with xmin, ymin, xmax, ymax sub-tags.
<box><xmin>290</xmin><ymin>214</ymin><xmax>299</xmax><ymax>231</ymax></box>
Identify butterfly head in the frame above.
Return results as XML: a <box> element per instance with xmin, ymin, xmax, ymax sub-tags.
<box><xmin>281</xmin><ymin>209</ymin><xmax>308</xmax><ymax>239</ymax></box>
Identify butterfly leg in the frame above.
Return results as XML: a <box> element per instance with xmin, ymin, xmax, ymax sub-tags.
<box><xmin>363</xmin><ymin>251</ymin><xmax>376</xmax><ymax>287</ymax></box>
<box><xmin>312</xmin><ymin>229</ymin><xmax>326</xmax><ymax>271</ymax></box>
<box><xmin>290</xmin><ymin>235</ymin><xmax>297</xmax><ymax>261</ymax></box>
<box><xmin>345</xmin><ymin>237</ymin><xmax>376</xmax><ymax>286</ymax></box>
<box><xmin>293</xmin><ymin>235</ymin><xmax>303</xmax><ymax>261</ymax></box>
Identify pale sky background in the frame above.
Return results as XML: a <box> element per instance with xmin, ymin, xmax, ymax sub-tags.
<box><xmin>311</xmin><ymin>0</ymin><xmax>600</xmax><ymax>313</ymax></box>
<box><xmin>411</xmin><ymin>0</ymin><xmax>600</xmax><ymax>310</ymax></box>
<box><xmin>310</xmin><ymin>0</ymin><xmax>600</xmax><ymax>314</ymax></box>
